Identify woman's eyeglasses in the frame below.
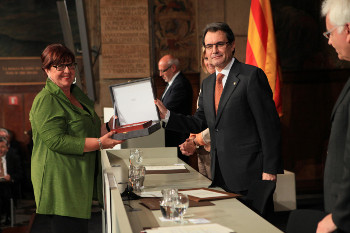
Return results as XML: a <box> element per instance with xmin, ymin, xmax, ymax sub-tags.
<box><xmin>53</xmin><ymin>63</ymin><xmax>77</xmax><ymax>71</ymax></box>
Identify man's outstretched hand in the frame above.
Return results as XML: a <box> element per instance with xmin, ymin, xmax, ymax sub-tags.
<box><xmin>154</xmin><ymin>99</ymin><xmax>168</xmax><ymax>119</ymax></box>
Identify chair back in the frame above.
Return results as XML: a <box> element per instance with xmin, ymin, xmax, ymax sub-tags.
<box><xmin>286</xmin><ymin>209</ymin><xmax>327</xmax><ymax>233</ymax></box>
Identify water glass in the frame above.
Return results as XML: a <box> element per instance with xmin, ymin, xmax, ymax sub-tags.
<box><xmin>160</xmin><ymin>188</ymin><xmax>178</xmax><ymax>219</ymax></box>
<box><xmin>129</xmin><ymin>148</ymin><xmax>143</xmax><ymax>166</ymax></box>
<box><xmin>129</xmin><ymin>165</ymin><xmax>146</xmax><ymax>193</ymax></box>
<box><xmin>174</xmin><ymin>193</ymin><xmax>189</xmax><ymax>222</ymax></box>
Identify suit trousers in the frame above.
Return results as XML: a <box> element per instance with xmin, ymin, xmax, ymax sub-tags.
<box><xmin>196</xmin><ymin>146</ymin><xmax>211</xmax><ymax>180</ymax></box>
<box><xmin>0</xmin><ymin>182</ymin><xmax>12</xmax><ymax>218</ymax></box>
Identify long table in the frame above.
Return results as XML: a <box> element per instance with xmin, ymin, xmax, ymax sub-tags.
<box><xmin>101</xmin><ymin>148</ymin><xmax>283</xmax><ymax>233</ymax></box>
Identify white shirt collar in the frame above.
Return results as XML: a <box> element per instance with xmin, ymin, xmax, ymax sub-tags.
<box><xmin>162</xmin><ymin>71</ymin><xmax>180</xmax><ymax>99</ymax></box>
<box><xmin>168</xmin><ymin>71</ymin><xmax>180</xmax><ymax>87</ymax></box>
<box><xmin>1</xmin><ymin>154</ymin><xmax>7</xmax><ymax>177</ymax></box>
<box><xmin>215</xmin><ymin>58</ymin><xmax>235</xmax><ymax>87</ymax></box>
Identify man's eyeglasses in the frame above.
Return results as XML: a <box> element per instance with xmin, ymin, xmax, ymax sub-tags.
<box><xmin>204</xmin><ymin>42</ymin><xmax>230</xmax><ymax>50</ymax></box>
<box><xmin>53</xmin><ymin>63</ymin><xmax>77</xmax><ymax>71</ymax></box>
<box><xmin>323</xmin><ymin>25</ymin><xmax>344</xmax><ymax>39</ymax></box>
<box><xmin>159</xmin><ymin>65</ymin><xmax>172</xmax><ymax>73</ymax></box>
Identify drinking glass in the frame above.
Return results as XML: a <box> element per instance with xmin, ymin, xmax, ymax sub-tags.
<box><xmin>174</xmin><ymin>193</ymin><xmax>189</xmax><ymax>223</ymax></box>
<box><xmin>160</xmin><ymin>188</ymin><xmax>178</xmax><ymax>219</ymax></box>
<box><xmin>129</xmin><ymin>148</ymin><xmax>143</xmax><ymax>166</ymax></box>
<box><xmin>129</xmin><ymin>165</ymin><xmax>146</xmax><ymax>193</ymax></box>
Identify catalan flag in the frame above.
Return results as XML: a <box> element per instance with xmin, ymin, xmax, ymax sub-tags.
<box><xmin>246</xmin><ymin>0</ymin><xmax>282</xmax><ymax>116</ymax></box>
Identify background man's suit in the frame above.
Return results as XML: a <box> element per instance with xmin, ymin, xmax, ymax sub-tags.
<box><xmin>324</xmin><ymin>77</ymin><xmax>350</xmax><ymax>232</ymax></box>
<box><xmin>0</xmin><ymin>148</ymin><xmax>23</xmax><ymax>222</ymax></box>
<box><xmin>166</xmin><ymin>60</ymin><xmax>283</xmax><ymax>192</ymax></box>
<box><xmin>162</xmin><ymin>72</ymin><xmax>193</xmax><ymax>163</ymax></box>
<box><xmin>5</xmin><ymin>148</ymin><xmax>23</xmax><ymax>183</ymax></box>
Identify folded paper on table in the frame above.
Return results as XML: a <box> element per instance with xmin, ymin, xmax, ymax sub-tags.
<box><xmin>139</xmin><ymin>197</ymin><xmax>215</xmax><ymax>210</ymax></box>
<box><xmin>144</xmin><ymin>165</ymin><xmax>189</xmax><ymax>174</ymax></box>
<box><xmin>179</xmin><ymin>188</ymin><xmax>241</xmax><ymax>202</ymax></box>
<box><xmin>142</xmin><ymin>223</ymin><xmax>235</xmax><ymax>233</ymax></box>
<box><xmin>109</xmin><ymin>78</ymin><xmax>161</xmax><ymax>140</ymax></box>
<box><xmin>140</xmin><ymin>191</ymin><xmax>163</xmax><ymax>198</ymax></box>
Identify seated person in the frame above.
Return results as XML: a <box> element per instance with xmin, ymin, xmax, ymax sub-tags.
<box><xmin>0</xmin><ymin>137</ymin><xmax>23</xmax><ymax>225</ymax></box>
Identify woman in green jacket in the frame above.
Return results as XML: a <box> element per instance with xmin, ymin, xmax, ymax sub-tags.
<box><xmin>30</xmin><ymin>44</ymin><xmax>122</xmax><ymax>233</ymax></box>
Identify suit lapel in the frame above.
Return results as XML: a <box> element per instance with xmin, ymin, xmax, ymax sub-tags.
<box><xmin>162</xmin><ymin>73</ymin><xmax>182</xmax><ymax>101</ymax></box>
<box><xmin>162</xmin><ymin>80</ymin><xmax>175</xmax><ymax>102</ymax></box>
<box><xmin>215</xmin><ymin>61</ymin><xmax>240</xmax><ymax>125</ymax></box>
<box><xmin>206</xmin><ymin>74</ymin><xmax>216</xmax><ymax>122</ymax></box>
<box><xmin>161</xmin><ymin>85</ymin><xmax>170</xmax><ymax>101</ymax></box>
<box><xmin>331</xmin><ymin>77</ymin><xmax>350</xmax><ymax>120</ymax></box>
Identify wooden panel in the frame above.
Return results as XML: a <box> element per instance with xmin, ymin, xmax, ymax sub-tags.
<box><xmin>0</xmin><ymin>95</ymin><xmax>3</xmax><ymax>127</ymax></box>
<box><xmin>0</xmin><ymin>84</ymin><xmax>43</xmax><ymax>160</ymax></box>
<box><xmin>3</xmin><ymin>94</ymin><xmax>24</xmax><ymax>141</ymax></box>
<box><xmin>281</xmin><ymin>69</ymin><xmax>349</xmax><ymax>193</ymax></box>
<box><xmin>100</xmin><ymin>0</ymin><xmax>150</xmax><ymax>79</ymax></box>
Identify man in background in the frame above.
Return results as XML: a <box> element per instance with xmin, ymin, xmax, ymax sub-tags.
<box><xmin>0</xmin><ymin>137</ymin><xmax>22</xmax><ymax>225</ymax></box>
<box><xmin>317</xmin><ymin>0</ymin><xmax>350</xmax><ymax>232</ymax></box>
<box><xmin>158</xmin><ymin>54</ymin><xmax>193</xmax><ymax>163</ymax></box>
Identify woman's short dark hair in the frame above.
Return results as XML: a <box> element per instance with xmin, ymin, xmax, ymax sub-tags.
<box><xmin>201</xmin><ymin>22</ymin><xmax>235</xmax><ymax>46</ymax></box>
<box><xmin>41</xmin><ymin>44</ymin><xmax>75</xmax><ymax>71</ymax></box>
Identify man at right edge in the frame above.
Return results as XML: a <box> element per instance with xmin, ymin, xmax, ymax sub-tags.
<box><xmin>317</xmin><ymin>0</ymin><xmax>350</xmax><ymax>232</ymax></box>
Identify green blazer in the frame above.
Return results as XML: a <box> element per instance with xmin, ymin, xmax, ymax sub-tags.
<box><xmin>30</xmin><ymin>78</ymin><xmax>102</xmax><ymax>219</ymax></box>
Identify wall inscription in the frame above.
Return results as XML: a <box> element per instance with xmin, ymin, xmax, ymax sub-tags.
<box><xmin>0</xmin><ymin>57</ymin><xmax>43</xmax><ymax>83</ymax></box>
<box><xmin>100</xmin><ymin>0</ymin><xmax>150</xmax><ymax>79</ymax></box>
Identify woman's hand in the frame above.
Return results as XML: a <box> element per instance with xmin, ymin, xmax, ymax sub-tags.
<box><xmin>108</xmin><ymin>115</ymin><xmax>118</xmax><ymax>130</ymax></box>
<box><xmin>100</xmin><ymin>131</ymin><xmax>124</xmax><ymax>149</ymax></box>
<box><xmin>101</xmin><ymin>115</ymin><xmax>118</xmax><ymax>135</ymax></box>
<box><xmin>84</xmin><ymin>131</ymin><xmax>124</xmax><ymax>152</ymax></box>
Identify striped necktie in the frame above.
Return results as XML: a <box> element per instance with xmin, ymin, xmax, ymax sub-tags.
<box><xmin>214</xmin><ymin>73</ymin><xmax>224</xmax><ymax>114</ymax></box>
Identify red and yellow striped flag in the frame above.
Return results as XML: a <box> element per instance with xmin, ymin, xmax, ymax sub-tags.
<box><xmin>246</xmin><ymin>0</ymin><xmax>282</xmax><ymax>116</ymax></box>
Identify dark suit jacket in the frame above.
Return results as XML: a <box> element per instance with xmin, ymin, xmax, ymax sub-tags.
<box><xmin>162</xmin><ymin>72</ymin><xmax>193</xmax><ymax>154</ymax></box>
<box><xmin>6</xmin><ymin>147</ymin><xmax>23</xmax><ymax>183</ymax></box>
<box><xmin>0</xmin><ymin>147</ymin><xmax>23</xmax><ymax>205</ymax></box>
<box><xmin>324</xmin><ymin>77</ymin><xmax>350</xmax><ymax>232</ymax></box>
<box><xmin>166</xmin><ymin>60</ymin><xmax>283</xmax><ymax>192</ymax></box>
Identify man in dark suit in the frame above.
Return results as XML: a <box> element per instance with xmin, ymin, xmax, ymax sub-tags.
<box><xmin>158</xmin><ymin>54</ymin><xmax>193</xmax><ymax>163</ymax></box>
<box><xmin>155</xmin><ymin>22</ymin><xmax>283</xmax><ymax>194</ymax></box>
<box><xmin>316</xmin><ymin>1</ymin><xmax>350</xmax><ymax>232</ymax></box>
<box><xmin>0</xmin><ymin>136</ymin><xmax>23</xmax><ymax>225</ymax></box>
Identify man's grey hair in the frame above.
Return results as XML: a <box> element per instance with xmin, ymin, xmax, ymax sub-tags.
<box><xmin>322</xmin><ymin>0</ymin><xmax>350</xmax><ymax>33</ymax></box>
<box><xmin>167</xmin><ymin>57</ymin><xmax>180</xmax><ymax>67</ymax></box>
<box><xmin>0</xmin><ymin>128</ymin><xmax>9</xmax><ymax>136</ymax></box>
<box><xmin>0</xmin><ymin>137</ymin><xmax>8</xmax><ymax>146</ymax></box>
